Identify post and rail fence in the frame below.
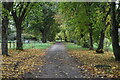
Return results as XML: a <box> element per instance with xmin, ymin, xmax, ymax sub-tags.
<box><xmin>0</xmin><ymin>41</ymin><xmax>16</xmax><ymax>49</ymax></box>
<box><xmin>0</xmin><ymin>40</ymin><xmax>39</xmax><ymax>50</ymax></box>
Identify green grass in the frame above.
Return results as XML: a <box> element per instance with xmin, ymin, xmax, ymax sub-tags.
<box><xmin>0</xmin><ymin>41</ymin><xmax>53</xmax><ymax>50</ymax></box>
<box><xmin>23</xmin><ymin>42</ymin><xmax>53</xmax><ymax>49</ymax></box>
<box><xmin>65</xmin><ymin>42</ymin><xmax>88</xmax><ymax>50</ymax></box>
<box><xmin>65</xmin><ymin>42</ymin><xmax>113</xmax><ymax>51</ymax></box>
<box><xmin>93</xmin><ymin>43</ymin><xmax>113</xmax><ymax>52</ymax></box>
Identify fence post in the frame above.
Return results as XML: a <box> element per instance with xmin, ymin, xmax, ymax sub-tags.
<box><xmin>13</xmin><ymin>42</ymin><xmax>15</xmax><ymax>49</ymax></box>
<box><xmin>0</xmin><ymin>41</ymin><xmax>2</xmax><ymax>49</ymax></box>
<box><xmin>9</xmin><ymin>42</ymin><xmax>11</xmax><ymax>48</ymax></box>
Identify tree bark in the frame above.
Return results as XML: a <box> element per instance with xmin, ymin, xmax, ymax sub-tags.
<box><xmin>111</xmin><ymin>2</ymin><xmax>120</xmax><ymax>61</ymax></box>
<box><xmin>41</xmin><ymin>33</ymin><xmax>47</xmax><ymax>43</ymax></box>
<box><xmin>96</xmin><ymin>6</ymin><xmax>111</xmax><ymax>53</ymax></box>
<box><xmin>1</xmin><ymin>2</ymin><xmax>12</xmax><ymax>56</ymax></box>
<box><xmin>96</xmin><ymin>29</ymin><xmax>105</xmax><ymax>53</ymax></box>
<box><xmin>97</xmin><ymin>30</ymin><xmax>105</xmax><ymax>50</ymax></box>
<box><xmin>89</xmin><ymin>24</ymin><xmax>93</xmax><ymax>50</ymax></box>
<box><xmin>2</xmin><ymin>16</ymin><xmax>9</xmax><ymax>56</ymax></box>
<box><xmin>16</xmin><ymin>22</ymin><xmax>23</xmax><ymax>50</ymax></box>
<box><xmin>11</xmin><ymin>2</ymin><xmax>30</xmax><ymax>50</ymax></box>
<box><xmin>97</xmin><ymin>23</ymin><xmax>109</xmax><ymax>53</ymax></box>
<box><xmin>63</xmin><ymin>31</ymin><xmax>68</xmax><ymax>42</ymax></box>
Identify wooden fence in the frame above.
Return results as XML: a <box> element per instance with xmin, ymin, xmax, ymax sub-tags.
<box><xmin>0</xmin><ymin>41</ymin><xmax>16</xmax><ymax>49</ymax></box>
<box><xmin>0</xmin><ymin>40</ymin><xmax>39</xmax><ymax>49</ymax></box>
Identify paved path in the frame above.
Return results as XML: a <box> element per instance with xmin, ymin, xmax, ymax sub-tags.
<box><xmin>23</xmin><ymin>42</ymin><xmax>86</xmax><ymax>78</ymax></box>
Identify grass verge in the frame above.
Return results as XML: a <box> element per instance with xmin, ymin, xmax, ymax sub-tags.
<box><xmin>23</xmin><ymin>42</ymin><xmax>54</xmax><ymax>49</ymax></box>
<box><xmin>65</xmin><ymin>43</ymin><xmax>88</xmax><ymax>50</ymax></box>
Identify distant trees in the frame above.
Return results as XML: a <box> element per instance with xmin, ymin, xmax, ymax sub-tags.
<box><xmin>24</xmin><ymin>3</ymin><xmax>60</xmax><ymax>43</ymax></box>
<box><xmin>59</xmin><ymin>2</ymin><xmax>96</xmax><ymax>48</ymax></box>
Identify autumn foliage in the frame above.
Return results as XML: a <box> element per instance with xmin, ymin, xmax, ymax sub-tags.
<box><xmin>68</xmin><ymin>50</ymin><xmax>120</xmax><ymax>78</ymax></box>
<box><xmin>1</xmin><ymin>49</ymin><xmax>45</xmax><ymax>78</ymax></box>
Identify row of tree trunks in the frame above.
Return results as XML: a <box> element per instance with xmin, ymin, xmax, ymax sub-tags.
<box><xmin>2</xmin><ymin>2</ymin><xmax>30</xmax><ymax>56</ymax></box>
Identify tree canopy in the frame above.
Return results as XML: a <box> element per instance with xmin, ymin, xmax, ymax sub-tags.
<box><xmin>1</xmin><ymin>2</ymin><xmax>120</xmax><ymax>61</ymax></box>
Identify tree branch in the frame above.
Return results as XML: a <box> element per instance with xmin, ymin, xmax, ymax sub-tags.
<box><xmin>20</xmin><ymin>2</ymin><xmax>30</xmax><ymax>21</ymax></box>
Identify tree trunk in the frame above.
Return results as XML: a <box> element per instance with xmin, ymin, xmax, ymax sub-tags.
<box><xmin>96</xmin><ymin>23</ymin><xmax>109</xmax><ymax>53</ymax></box>
<box><xmin>111</xmin><ymin>2</ymin><xmax>120</xmax><ymax>61</ymax></box>
<box><xmin>16</xmin><ymin>22</ymin><xmax>23</xmax><ymax>50</ymax></box>
<box><xmin>96</xmin><ymin>30</ymin><xmax>105</xmax><ymax>53</ymax></box>
<box><xmin>2</xmin><ymin>16</ymin><xmax>9</xmax><ymax>56</ymax></box>
<box><xmin>89</xmin><ymin>24</ymin><xmax>93</xmax><ymax>50</ymax></box>
<box><xmin>64</xmin><ymin>31</ymin><xmax>68</xmax><ymax>42</ymax></box>
<box><xmin>97</xmin><ymin>30</ymin><xmax>105</xmax><ymax>50</ymax></box>
<box><xmin>41</xmin><ymin>33</ymin><xmax>47</xmax><ymax>43</ymax></box>
<box><xmin>11</xmin><ymin>3</ymin><xmax>30</xmax><ymax>50</ymax></box>
<box><xmin>2</xmin><ymin>2</ymin><xmax>13</xmax><ymax>55</ymax></box>
<box><xmin>96</xmin><ymin>7</ymin><xmax>111</xmax><ymax>53</ymax></box>
<box><xmin>65</xmin><ymin>37</ymin><xmax>67</xmax><ymax>42</ymax></box>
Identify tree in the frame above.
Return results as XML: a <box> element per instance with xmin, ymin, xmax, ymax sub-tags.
<box><xmin>41</xmin><ymin>4</ymin><xmax>55</xmax><ymax>43</ymax></box>
<box><xmin>2</xmin><ymin>2</ymin><xmax>12</xmax><ymax>56</ymax></box>
<box><xmin>86</xmin><ymin>2</ymin><xmax>94</xmax><ymax>50</ymax></box>
<box><xmin>59</xmin><ymin>2</ymin><xmax>96</xmax><ymax>49</ymax></box>
<box><xmin>111</xmin><ymin>2</ymin><xmax>120</xmax><ymax>61</ymax></box>
<box><xmin>24</xmin><ymin>3</ymin><xmax>59</xmax><ymax>43</ymax></box>
<box><xmin>96</xmin><ymin>3</ymin><xmax>111</xmax><ymax>53</ymax></box>
<box><xmin>47</xmin><ymin>23</ymin><xmax>60</xmax><ymax>42</ymax></box>
<box><xmin>11</xmin><ymin>2</ymin><xmax>30</xmax><ymax>50</ymax></box>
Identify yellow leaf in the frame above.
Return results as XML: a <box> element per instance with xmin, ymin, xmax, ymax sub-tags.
<box><xmin>111</xmin><ymin>67</ymin><xmax>116</xmax><ymax>69</ymax></box>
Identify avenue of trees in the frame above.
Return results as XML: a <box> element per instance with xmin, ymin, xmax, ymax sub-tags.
<box><xmin>2</xmin><ymin>2</ymin><xmax>60</xmax><ymax>54</ymax></box>
<box><xmin>57</xmin><ymin>2</ymin><xmax>120</xmax><ymax>61</ymax></box>
<box><xmin>1</xmin><ymin>2</ymin><xmax>120</xmax><ymax>61</ymax></box>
